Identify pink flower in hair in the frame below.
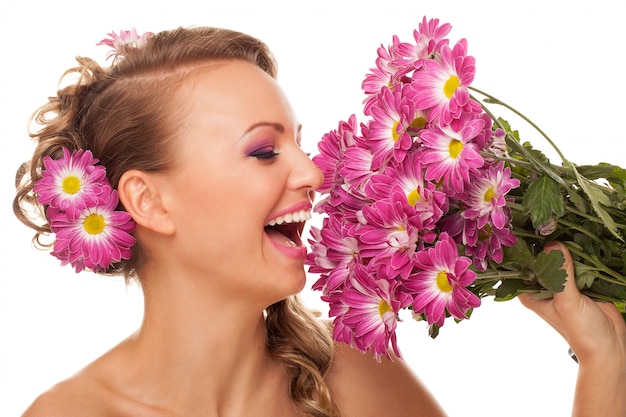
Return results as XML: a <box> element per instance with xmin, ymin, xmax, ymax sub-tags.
<box><xmin>34</xmin><ymin>147</ymin><xmax>137</xmax><ymax>273</ymax></box>
<box><xmin>47</xmin><ymin>184</ymin><xmax>136</xmax><ymax>273</ymax></box>
<box><xmin>97</xmin><ymin>28</ymin><xmax>154</xmax><ymax>62</ymax></box>
<box><xmin>34</xmin><ymin>148</ymin><xmax>107</xmax><ymax>219</ymax></box>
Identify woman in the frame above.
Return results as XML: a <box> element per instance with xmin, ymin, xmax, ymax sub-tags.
<box><xmin>13</xmin><ymin>26</ymin><xmax>626</xmax><ymax>417</ymax></box>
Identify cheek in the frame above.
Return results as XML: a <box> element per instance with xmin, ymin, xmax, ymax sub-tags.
<box><xmin>174</xmin><ymin>164</ymin><xmax>282</xmax><ymax>231</ymax></box>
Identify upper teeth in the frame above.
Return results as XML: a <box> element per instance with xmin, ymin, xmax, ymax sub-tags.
<box><xmin>267</xmin><ymin>209</ymin><xmax>312</xmax><ymax>226</ymax></box>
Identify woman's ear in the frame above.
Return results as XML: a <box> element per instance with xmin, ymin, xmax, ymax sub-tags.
<box><xmin>117</xmin><ymin>170</ymin><xmax>176</xmax><ymax>235</ymax></box>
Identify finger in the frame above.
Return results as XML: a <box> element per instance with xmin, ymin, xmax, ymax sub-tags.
<box><xmin>543</xmin><ymin>241</ymin><xmax>577</xmax><ymax>297</ymax></box>
<box><xmin>597</xmin><ymin>301</ymin><xmax>626</xmax><ymax>333</ymax></box>
<box><xmin>518</xmin><ymin>241</ymin><xmax>575</xmax><ymax>325</ymax></box>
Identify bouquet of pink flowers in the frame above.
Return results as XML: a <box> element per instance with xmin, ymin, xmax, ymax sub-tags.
<box><xmin>306</xmin><ymin>16</ymin><xmax>626</xmax><ymax>360</ymax></box>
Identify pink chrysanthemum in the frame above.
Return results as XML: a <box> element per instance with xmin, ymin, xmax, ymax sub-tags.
<box><xmin>338</xmin><ymin>264</ymin><xmax>412</xmax><ymax>361</ymax></box>
<box><xmin>408</xmin><ymin>39</ymin><xmax>480</xmax><ymax>125</ymax></box>
<box><xmin>97</xmin><ymin>28</ymin><xmax>154</xmax><ymax>62</ymax></box>
<box><xmin>357</xmin><ymin>191</ymin><xmax>420</xmax><ymax>279</ymax></box>
<box><xmin>48</xmin><ymin>184</ymin><xmax>136</xmax><ymax>272</ymax></box>
<box><xmin>338</xmin><ymin>145</ymin><xmax>376</xmax><ymax>193</ymax></box>
<box><xmin>362</xmin><ymin>36</ymin><xmax>413</xmax><ymax>115</ymax></box>
<box><xmin>393</xmin><ymin>16</ymin><xmax>452</xmax><ymax>69</ymax></box>
<box><xmin>419</xmin><ymin>116</ymin><xmax>485</xmax><ymax>193</ymax></box>
<box><xmin>364</xmin><ymin>86</ymin><xmax>420</xmax><ymax>168</ymax></box>
<box><xmin>313</xmin><ymin>115</ymin><xmax>359</xmax><ymax>194</ymax></box>
<box><xmin>462</xmin><ymin>162</ymin><xmax>520</xmax><ymax>229</ymax></box>
<box><xmin>323</xmin><ymin>291</ymin><xmax>354</xmax><ymax>348</ymax></box>
<box><xmin>465</xmin><ymin>223</ymin><xmax>517</xmax><ymax>270</ymax></box>
<box><xmin>437</xmin><ymin>203</ymin><xmax>474</xmax><ymax>246</ymax></box>
<box><xmin>307</xmin><ymin>214</ymin><xmax>360</xmax><ymax>294</ymax></box>
<box><xmin>484</xmin><ymin>127</ymin><xmax>509</xmax><ymax>161</ymax></box>
<box><xmin>367</xmin><ymin>152</ymin><xmax>448</xmax><ymax>230</ymax></box>
<box><xmin>33</xmin><ymin>148</ymin><xmax>107</xmax><ymax>219</ymax></box>
<box><xmin>405</xmin><ymin>233</ymin><xmax>480</xmax><ymax>327</ymax></box>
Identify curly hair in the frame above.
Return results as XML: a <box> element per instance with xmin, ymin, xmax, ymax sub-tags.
<box><xmin>13</xmin><ymin>26</ymin><xmax>338</xmax><ymax>417</ymax></box>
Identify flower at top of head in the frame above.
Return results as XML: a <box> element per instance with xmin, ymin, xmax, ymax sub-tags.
<box><xmin>97</xmin><ymin>28</ymin><xmax>154</xmax><ymax>62</ymax></box>
<box><xmin>34</xmin><ymin>147</ymin><xmax>136</xmax><ymax>273</ymax></box>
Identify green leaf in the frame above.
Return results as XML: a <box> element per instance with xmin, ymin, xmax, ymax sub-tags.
<box><xmin>608</xmin><ymin>164</ymin><xmax>626</xmax><ymax>182</ymax></box>
<box><xmin>534</xmin><ymin>250</ymin><xmax>567</xmax><ymax>293</ymax></box>
<box><xmin>576</xmin><ymin>163</ymin><xmax>619</xmax><ymax>180</ymax></box>
<box><xmin>567</xmin><ymin>188</ymin><xmax>589</xmax><ymax>214</ymax></box>
<box><xmin>522</xmin><ymin>175</ymin><xmax>564</xmax><ymax>228</ymax></box>
<box><xmin>501</xmin><ymin>239</ymin><xmax>535</xmax><ymax>271</ymax></box>
<box><xmin>570</xmin><ymin>164</ymin><xmax>623</xmax><ymax>241</ymax></box>
<box><xmin>572</xmin><ymin>261</ymin><xmax>599</xmax><ymax>289</ymax></box>
<box><xmin>531</xmin><ymin>290</ymin><xmax>558</xmax><ymax>300</ymax></box>
<box><xmin>494</xmin><ymin>279</ymin><xmax>527</xmax><ymax>301</ymax></box>
<box><xmin>590</xmin><ymin>280</ymin><xmax>626</xmax><ymax>301</ymax></box>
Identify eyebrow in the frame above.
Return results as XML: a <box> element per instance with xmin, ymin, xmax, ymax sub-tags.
<box><xmin>243</xmin><ymin>122</ymin><xmax>285</xmax><ymax>135</ymax></box>
<box><xmin>240</xmin><ymin>122</ymin><xmax>303</xmax><ymax>142</ymax></box>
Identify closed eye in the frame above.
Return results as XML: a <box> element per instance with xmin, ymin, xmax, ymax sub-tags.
<box><xmin>249</xmin><ymin>148</ymin><xmax>279</xmax><ymax>160</ymax></box>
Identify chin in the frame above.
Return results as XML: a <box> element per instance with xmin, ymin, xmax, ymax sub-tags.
<box><xmin>267</xmin><ymin>268</ymin><xmax>307</xmax><ymax>305</ymax></box>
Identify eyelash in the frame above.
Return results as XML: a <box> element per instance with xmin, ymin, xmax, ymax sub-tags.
<box><xmin>249</xmin><ymin>148</ymin><xmax>279</xmax><ymax>160</ymax></box>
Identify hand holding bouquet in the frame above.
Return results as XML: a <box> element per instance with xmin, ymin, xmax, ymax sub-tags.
<box><xmin>306</xmin><ymin>16</ymin><xmax>626</xmax><ymax>360</ymax></box>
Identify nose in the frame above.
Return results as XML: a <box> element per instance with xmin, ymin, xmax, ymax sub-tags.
<box><xmin>289</xmin><ymin>148</ymin><xmax>324</xmax><ymax>194</ymax></box>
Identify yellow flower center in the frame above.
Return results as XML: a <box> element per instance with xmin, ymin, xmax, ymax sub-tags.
<box><xmin>443</xmin><ymin>75</ymin><xmax>460</xmax><ymax>98</ymax></box>
<box><xmin>378</xmin><ymin>300</ymin><xmax>393</xmax><ymax>317</ymax></box>
<box><xmin>83</xmin><ymin>213</ymin><xmax>106</xmax><ymax>235</ymax></box>
<box><xmin>478</xmin><ymin>224</ymin><xmax>492</xmax><ymax>241</ymax></box>
<box><xmin>410</xmin><ymin>116</ymin><xmax>427</xmax><ymax>130</ymax></box>
<box><xmin>436</xmin><ymin>271</ymin><xmax>453</xmax><ymax>293</ymax></box>
<box><xmin>449</xmin><ymin>139</ymin><xmax>463</xmax><ymax>159</ymax></box>
<box><xmin>407</xmin><ymin>189</ymin><xmax>421</xmax><ymax>206</ymax></box>
<box><xmin>484</xmin><ymin>187</ymin><xmax>495</xmax><ymax>202</ymax></box>
<box><xmin>62</xmin><ymin>175</ymin><xmax>81</xmax><ymax>195</ymax></box>
<box><xmin>392</xmin><ymin>121</ymin><xmax>401</xmax><ymax>142</ymax></box>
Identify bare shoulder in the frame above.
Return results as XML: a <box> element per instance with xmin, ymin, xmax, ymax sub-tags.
<box><xmin>326</xmin><ymin>342</ymin><xmax>448</xmax><ymax>417</ymax></box>
<box><xmin>21</xmin><ymin>374</ymin><xmax>104</xmax><ymax>417</ymax></box>
<box><xmin>20</xmin><ymin>364</ymin><xmax>165</xmax><ymax>417</ymax></box>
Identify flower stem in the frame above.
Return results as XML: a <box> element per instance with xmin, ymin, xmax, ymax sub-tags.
<box><xmin>474</xmin><ymin>271</ymin><xmax>528</xmax><ymax>281</ymax></box>
<box><xmin>557</xmin><ymin>218</ymin><xmax>606</xmax><ymax>245</ymax></box>
<box><xmin>469</xmin><ymin>87</ymin><xmax>569</xmax><ymax>164</ymax></box>
<box><xmin>564</xmin><ymin>243</ymin><xmax>626</xmax><ymax>283</ymax></box>
<box><xmin>580</xmin><ymin>290</ymin><xmax>626</xmax><ymax>304</ymax></box>
<box><xmin>564</xmin><ymin>205</ymin><xmax>626</xmax><ymax>229</ymax></box>
<box><xmin>472</xmin><ymin>95</ymin><xmax>568</xmax><ymax>188</ymax></box>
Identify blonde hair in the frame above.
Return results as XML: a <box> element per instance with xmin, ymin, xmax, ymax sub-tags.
<box><xmin>13</xmin><ymin>26</ymin><xmax>338</xmax><ymax>417</ymax></box>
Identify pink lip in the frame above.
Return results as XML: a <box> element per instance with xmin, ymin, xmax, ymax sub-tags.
<box><xmin>264</xmin><ymin>235</ymin><xmax>308</xmax><ymax>260</ymax></box>
<box><xmin>264</xmin><ymin>201</ymin><xmax>312</xmax><ymax>225</ymax></box>
<box><xmin>263</xmin><ymin>200</ymin><xmax>312</xmax><ymax>260</ymax></box>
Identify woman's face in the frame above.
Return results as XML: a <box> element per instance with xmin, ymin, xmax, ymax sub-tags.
<box><xmin>154</xmin><ymin>60</ymin><xmax>323</xmax><ymax>305</ymax></box>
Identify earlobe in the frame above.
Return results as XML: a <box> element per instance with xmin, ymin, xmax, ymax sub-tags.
<box><xmin>117</xmin><ymin>170</ymin><xmax>176</xmax><ymax>235</ymax></box>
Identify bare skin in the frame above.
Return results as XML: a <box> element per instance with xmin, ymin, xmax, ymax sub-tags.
<box><xmin>21</xmin><ymin>334</ymin><xmax>446</xmax><ymax>417</ymax></box>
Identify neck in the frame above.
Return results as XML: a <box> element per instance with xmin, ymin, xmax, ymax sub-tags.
<box><xmin>110</xmin><ymin>266</ymin><xmax>289</xmax><ymax>415</ymax></box>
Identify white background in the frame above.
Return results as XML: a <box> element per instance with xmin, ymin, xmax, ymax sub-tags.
<box><xmin>1</xmin><ymin>0</ymin><xmax>624</xmax><ymax>416</ymax></box>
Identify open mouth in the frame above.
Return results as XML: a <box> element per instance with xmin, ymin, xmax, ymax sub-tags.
<box><xmin>264</xmin><ymin>209</ymin><xmax>311</xmax><ymax>248</ymax></box>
